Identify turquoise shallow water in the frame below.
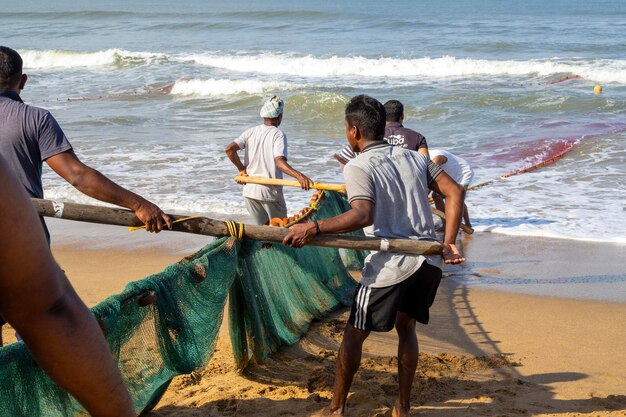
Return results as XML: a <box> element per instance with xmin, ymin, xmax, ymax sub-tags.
<box><xmin>2</xmin><ymin>0</ymin><xmax>626</xmax><ymax>244</ymax></box>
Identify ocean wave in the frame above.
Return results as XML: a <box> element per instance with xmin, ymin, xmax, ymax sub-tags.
<box><xmin>19</xmin><ymin>49</ymin><xmax>167</xmax><ymax>69</ymax></box>
<box><xmin>168</xmin><ymin>78</ymin><xmax>304</xmax><ymax>97</ymax></box>
<box><xmin>178</xmin><ymin>53</ymin><xmax>626</xmax><ymax>83</ymax></box>
<box><xmin>20</xmin><ymin>48</ymin><xmax>626</xmax><ymax>84</ymax></box>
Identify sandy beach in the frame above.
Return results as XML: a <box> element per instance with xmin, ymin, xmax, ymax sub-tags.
<box><xmin>4</xmin><ymin>221</ymin><xmax>625</xmax><ymax>416</ymax></box>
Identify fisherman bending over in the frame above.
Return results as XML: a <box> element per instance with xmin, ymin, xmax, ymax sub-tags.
<box><xmin>430</xmin><ymin>149</ymin><xmax>474</xmax><ymax>229</ymax></box>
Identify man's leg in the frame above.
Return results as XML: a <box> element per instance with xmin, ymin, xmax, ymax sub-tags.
<box><xmin>393</xmin><ymin>312</ymin><xmax>418</xmax><ymax>417</ymax></box>
<box><xmin>432</xmin><ymin>193</ymin><xmax>445</xmax><ymax>213</ymax></box>
<box><xmin>264</xmin><ymin>198</ymin><xmax>288</xmax><ymax>221</ymax></box>
<box><xmin>244</xmin><ymin>198</ymin><xmax>270</xmax><ymax>225</ymax></box>
<box><xmin>315</xmin><ymin>324</ymin><xmax>370</xmax><ymax>416</ymax></box>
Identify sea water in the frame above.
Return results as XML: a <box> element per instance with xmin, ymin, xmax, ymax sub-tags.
<box><xmin>3</xmin><ymin>0</ymin><xmax>626</xmax><ymax>245</ymax></box>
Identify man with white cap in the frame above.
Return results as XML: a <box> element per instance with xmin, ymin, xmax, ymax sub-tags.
<box><xmin>225</xmin><ymin>96</ymin><xmax>312</xmax><ymax>225</ymax></box>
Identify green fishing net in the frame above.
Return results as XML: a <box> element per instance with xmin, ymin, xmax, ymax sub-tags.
<box><xmin>0</xmin><ymin>191</ymin><xmax>365</xmax><ymax>416</ymax></box>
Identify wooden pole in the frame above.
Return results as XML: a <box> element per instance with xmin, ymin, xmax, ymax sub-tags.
<box><xmin>32</xmin><ymin>199</ymin><xmax>441</xmax><ymax>256</ymax></box>
<box><xmin>430</xmin><ymin>207</ymin><xmax>474</xmax><ymax>235</ymax></box>
<box><xmin>235</xmin><ymin>176</ymin><xmax>346</xmax><ymax>193</ymax></box>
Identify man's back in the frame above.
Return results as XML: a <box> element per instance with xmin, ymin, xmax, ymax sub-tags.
<box><xmin>429</xmin><ymin>149</ymin><xmax>474</xmax><ymax>186</ymax></box>
<box><xmin>384</xmin><ymin>122</ymin><xmax>427</xmax><ymax>152</ymax></box>
<box><xmin>234</xmin><ymin>124</ymin><xmax>287</xmax><ymax>201</ymax></box>
<box><xmin>343</xmin><ymin>142</ymin><xmax>442</xmax><ymax>287</ymax></box>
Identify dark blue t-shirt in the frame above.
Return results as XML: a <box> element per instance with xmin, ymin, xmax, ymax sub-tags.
<box><xmin>0</xmin><ymin>89</ymin><xmax>73</xmax><ymax>240</ymax></box>
<box><xmin>0</xmin><ymin>89</ymin><xmax>73</xmax><ymax>198</ymax></box>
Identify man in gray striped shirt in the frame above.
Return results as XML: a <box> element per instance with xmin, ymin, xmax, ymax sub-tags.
<box><xmin>284</xmin><ymin>95</ymin><xmax>464</xmax><ymax>417</ymax></box>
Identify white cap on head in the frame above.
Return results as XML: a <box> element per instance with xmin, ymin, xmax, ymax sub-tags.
<box><xmin>260</xmin><ymin>95</ymin><xmax>284</xmax><ymax>118</ymax></box>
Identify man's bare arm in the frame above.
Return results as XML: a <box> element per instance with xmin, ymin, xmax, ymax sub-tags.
<box><xmin>283</xmin><ymin>199</ymin><xmax>373</xmax><ymax>248</ymax></box>
<box><xmin>429</xmin><ymin>170</ymin><xmax>465</xmax><ymax>264</ymax></box>
<box><xmin>431</xmin><ymin>155</ymin><xmax>447</xmax><ymax>165</ymax></box>
<box><xmin>225</xmin><ymin>141</ymin><xmax>247</xmax><ymax>176</ymax></box>
<box><xmin>46</xmin><ymin>150</ymin><xmax>171</xmax><ymax>232</ymax></box>
<box><xmin>0</xmin><ymin>158</ymin><xmax>135</xmax><ymax>417</ymax></box>
<box><xmin>275</xmin><ymin>156</ymin><xmax>313</xmax><ymax>190</ymax></box>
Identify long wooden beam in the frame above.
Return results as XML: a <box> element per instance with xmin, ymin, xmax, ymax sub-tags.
<box><xmin>31</xmin><ymin>198</ymin><xmax>442</xmax><ymax>255</ymax></box>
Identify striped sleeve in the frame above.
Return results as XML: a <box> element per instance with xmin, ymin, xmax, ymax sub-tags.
<box><xmin>427</xmin><ymin>160</ymin><xmax>443</xmax><ymax>185</ymax></box>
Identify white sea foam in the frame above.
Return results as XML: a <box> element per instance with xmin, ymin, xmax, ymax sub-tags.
<box><xmin>467</xmin><ymin>159</ymin><xmax>626</xmax><ymax>245</ymax></box>
<box><xmin>19</xmin><ymin>49</ymin><xmax>166</xmax><ymax>69</ymax></box>
<box><xmin>178</xmin><ymin>52</ymin><xmax>626</xmax><ymax>84</ymax></box>
<box><xmin>42</xmin><ymin>187</ymin><xmax>249</xmax><ymax>218</ymax></box>
<box><xmin>169</xmin><ymin>78</ymin><xmax>303</xmax><ymax>97</ymax></box>
<box><xmin>19</xmin><ymin>49</ymin><xmax>626</xmax><ymax>84</ymax></box>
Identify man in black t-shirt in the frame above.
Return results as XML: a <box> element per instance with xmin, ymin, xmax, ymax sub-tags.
<box><xmin>383</xmin><ymin>100</ymin><xmax>429</xmax><ymax>158</ymax></box>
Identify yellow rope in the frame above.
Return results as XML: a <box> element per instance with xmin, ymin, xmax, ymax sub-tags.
<box><xmin>128</xmin><ymin>216</ymin><xmax>203</xmax><ymax>231</ymax></box>
<box><xmin>130</xmin><ymin>216</ymin><xmax>245</xmax><ymax>240</ymax></box>
<box><xmin>225</xmin><ymin>220</ymin><xmax>245</xmax><ymax>239</ymax></box>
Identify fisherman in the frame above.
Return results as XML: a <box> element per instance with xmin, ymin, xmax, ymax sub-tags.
<box><xmin>334</xmin><ymin>99</ymin><xmax>428</xmax><ymax>170</ymax></box>
<box><xmin>284</xmin><ymin>95</ymin><xmax>465</xmax><ymax>417</ymax></box>
<box><xmin>0</xmin><ymin>46</ymin><xmax>172</xmax><ymax>239</ymax></box>
<box><xmin>0</xmin><ymin>155</ymin><xmax>135</xmax><ymax>417</ymax></box>
<box><xmin>430</xmin><ymin>149</ymin><xmax>474</xmax><ymax>229</ymax></box>
<box><xmin>0</xmin><ymin>46</ymin><xmax>173</xmax><ymax>337</ymax></box>
<box><xmin>225</xmin><ymin>95</ymin><xmax>312</xmax><ymax>225</ymax></box>
<box><xmin>383</xmin><ymin>99</ymin><xmax>429</xmax><ymax>157</ymax></box>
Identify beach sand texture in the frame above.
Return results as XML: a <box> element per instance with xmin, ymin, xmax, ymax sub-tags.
<box><xmin>3</xmin><ymin>224</ymin><xmax>623</xmax><ymax>417</ymax></box>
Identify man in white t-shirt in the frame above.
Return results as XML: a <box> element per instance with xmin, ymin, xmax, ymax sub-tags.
<box><xmin>225</xmin><ymin>96</ymin><xmax>312</xmax><ymax>224</ymax></box>
<box><xmin>284</xmin><ymin>95</ymin><xmax>465</xmax><ymax>417</ymax></box>
<box><xmin>429</xmin><ymin>149</ymin><xmax>474</xmax><ymax>228</ymax></box>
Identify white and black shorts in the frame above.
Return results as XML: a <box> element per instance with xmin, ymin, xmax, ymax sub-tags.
<box><xmin>349</xmin><ymin>261</ymin><xmax>442</xmax><ymax>332</ymax></box>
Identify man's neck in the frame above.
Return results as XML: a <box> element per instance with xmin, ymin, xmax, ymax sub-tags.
<box><xmin>263</xmin><ymin>118</ymin><xmax>280</xmax><ymax>127</ymax></box>
<box><xmin>358</xmin><ymin>139</ymin><xmax>387</xmax><ymax>152</ymax></box>
<box><xmin>0</xmin><ymin>88</ymin><xmax>22</xmax><ymax>102</ymax></box>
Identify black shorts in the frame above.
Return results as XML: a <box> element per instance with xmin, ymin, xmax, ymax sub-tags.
<box><xmin>348</xmin><ymin>261</ymin><xmax>442</xmax><ymax>332</ymax></box>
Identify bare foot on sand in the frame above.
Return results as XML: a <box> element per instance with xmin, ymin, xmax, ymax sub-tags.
<box><xmin>309</xmin><ymin>406</ymin><xmax>344</xmax><ymax>416</ymax></box>
<box><xmin>391</xmin><ymin>400</ymin><xmax>410</xmax><ymax>417</ymax></box>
